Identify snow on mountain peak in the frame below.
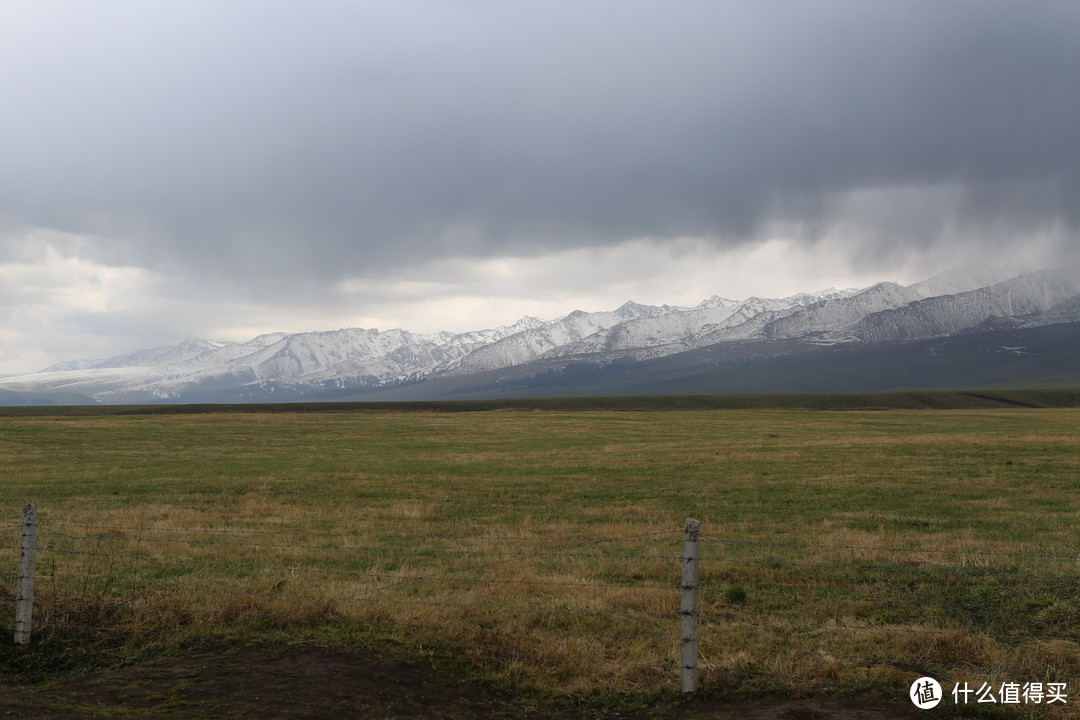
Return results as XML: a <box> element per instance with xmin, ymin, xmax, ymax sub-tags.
<box><xmin>11</xmin><ymin>267</ymin><xmax>1078</xmax><ymax>404</ymax></box>
<box><xmin>696</xmin><ymin>295</ymin><xmax>738</xmax><ymax>309</ymax></box>
<box><xmin>761</xmin><ymin>282</ymin><xmax>924</xmax><ymax>340</ymax></box>
<box><xmin>249</xmin><ymin>332</ymin><xmax>291</xmax><ymax>346</ymax></box>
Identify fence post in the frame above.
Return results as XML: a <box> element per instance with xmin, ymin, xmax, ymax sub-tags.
<box><xmin>680</xmin><ymin>517</ymin><xmax>701</xmax><ymax>694</ymax></box>
<box><xmin>14</xmin><ymin>503</ymin><xmax>37</xmax><ymax>646</ymax></box>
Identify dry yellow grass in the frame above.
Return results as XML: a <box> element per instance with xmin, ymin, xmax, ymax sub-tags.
<box><xmin>3</xmin><ymin>407</ymin><xmax>1080</xmax><ymax>707</ymax></box>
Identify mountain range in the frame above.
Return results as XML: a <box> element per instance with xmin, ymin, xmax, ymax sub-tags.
<box><xmin>3</xmin><ymin>265</ymin><xmax>1079</xmax><ymax>405</ymax></box>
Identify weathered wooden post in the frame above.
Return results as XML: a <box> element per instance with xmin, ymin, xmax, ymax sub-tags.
<box><xmin>15</xmin><ymin>503</ymin><xmax>37</xmax><ymax>645</ymax></box>
<box><xmin>680</xmin><ymin>517</ymin><xmax>701</xmax><ymax>694</ymax></box>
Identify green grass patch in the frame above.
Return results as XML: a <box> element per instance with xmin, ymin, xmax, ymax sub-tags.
<box><xmin>1</xmin><ymin>406</ymin><xmax>1079</xmax><ymax>713</ymax></box>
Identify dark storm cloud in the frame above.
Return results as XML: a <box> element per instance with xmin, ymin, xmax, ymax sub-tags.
<box><xmin>2</xmin><ymin>0</ymin><xmax>1078</xmax><ymax>288</ymax></box>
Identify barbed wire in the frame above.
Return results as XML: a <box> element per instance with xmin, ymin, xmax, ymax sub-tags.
<box><xmin>707</xmin><ymin>540</ymin><xmax>1080</xmax><ymax>641</ymax></box>
<box><xmin>718</xmin><ymin>554</ymin><xmax>1080</xmax><ymax>583</ymax></box>
<box><xmin>18</xmin><ymin>518</ymin><xmax>686</xmax><ymax>682</ymax></box>
<box><xmin>37</xmin><ymin>524</ymin><xmax>685</xmax><ymax>621</ymax></box>
<box><xmin>33</xmin><ymin>594</ymin><xmax>678</xmax><ymax>643</ymax></box>
<box><xmin>358</xmin><ymin>524</ymin><xmax>676</xmax><ymax>600</ymax></box>
<box><xmin>20</xmin><ymin>512</ymin><xmax>1080</xmax><ymax>697</ymax></box>
<box><xmin>39</xmin><ymin>522</ymin><xmax>680</xmax><ymax>544</ymax></box>
<box><xmin>703</xmin><ymin>536</ymin><xmax>1080</xmax><ymax>561</ymax></box>
<box><xmin>31</xmin><ymin>619</ymin><xmax>675</xmax><ymax>671</ymax></box>
<box><xmin>794</xmin><ymin>649</ymin><xmax>1080</xmax><ymax>679</ymax></box>
<box><xmin>38</xmin><ymin>531</ymin><xmax>681</xmax><ymax>560</ymax></box>
<box><xmin>28</xmin><ymin>622</ymin><xmax>178</xmax><ymax>637</ymax></box>
<box><xmin>737</xmin><ymin>587</ymin><xmax>1080</xmax><ymax>640</ymax></box>
<box><xmin>712</xmin><ymin>613</ymin><xmax>1078</xmax><ymax>645</ymax></box>
<box><xmin>40</xmin><ymin>547</ymin><xmax>679</xmax><ymax>590</ymax></box>
<box><xmin>40</xmin><ymin>575</ymin><xmax>675</xmax><ymax>620</ymax></box>
<box><xmin>32</xmin><ymin>595</ymin><xmax>678</xmax><ymax>642</ymax></box>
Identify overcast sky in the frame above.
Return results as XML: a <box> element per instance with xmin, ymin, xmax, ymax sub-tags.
<box><xmin>2</xmin><ymin>0</ymin><xmax>1078</xmax><ymax>374</ymax></box>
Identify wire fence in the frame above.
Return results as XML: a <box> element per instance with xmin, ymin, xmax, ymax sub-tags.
<box><xmin>4</xmin><ymin>505</ymin><xmax>693</xmax><ymax>692</ymax></box>
<box><xmin>7</xmin><ymin>506</ymin><xmax>1080</xmax><ymax>702</ymax></box>
<box><xmin>696</xmin><ymin>534</ymin><xmax>1080</xmax><ymax>704</ymax></box>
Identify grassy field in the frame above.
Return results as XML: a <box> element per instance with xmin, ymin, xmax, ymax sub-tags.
<box><xmin>2</xmin><ymin>406</ymin><xmax>1080</xmax><ymax>714</ymax></box>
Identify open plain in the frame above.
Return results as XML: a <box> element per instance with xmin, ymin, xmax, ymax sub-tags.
<box><xmin>2</xmin><ymin>401</ymin><xmax>1079</xmax><ymax>718</ymax></box>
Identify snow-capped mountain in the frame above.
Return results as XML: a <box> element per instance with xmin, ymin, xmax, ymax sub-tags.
<box><xmin>839</xmin><ymin>268</ymin><xmax>1080</xmax><ymax>343</ymax></box>
<box><xmin>761</xmin><ymin>282</ymin><xmax>924</xmax><ymax>341</ymax></box>
<box><xmin>2</xmin><ymin>266</ymin><xmax>1078</xmax><ymax>404</ymax></box>
<box><xmin>543</xmin><ymin>290</ymin><xmax>852</xmax><ymax>361</ymax></box>
<box><xmin>440</xmin><ymin>300</ymin><xmax>673</xmax><ymax>375</ymax></box>
<box><xmin>1024</xmin><ymin>295</ymin><xmax>1080</xmax><ymax>328</ymax></box>
<box><xmin>42</xmin><ymin>339</ymin><xmax>228</xmax><ymax>372</ymax></box>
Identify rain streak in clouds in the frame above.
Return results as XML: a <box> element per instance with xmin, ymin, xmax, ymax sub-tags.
<box><xmin>1</xmin><ymin>0</ymin><xmax>1078</xmax><ymax>373</ymax></box>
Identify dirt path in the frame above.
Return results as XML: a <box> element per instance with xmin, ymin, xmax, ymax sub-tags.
<box><xmin>0</xmin><ymin>643</ymin><xmax>922</xmax><ymax>720</ymax></box>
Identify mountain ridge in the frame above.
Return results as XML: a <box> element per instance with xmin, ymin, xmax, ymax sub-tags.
<box><xmin>4</xmin><ymin>265</ymin><xmax>1078</xmax><ymax>405</ymax></box>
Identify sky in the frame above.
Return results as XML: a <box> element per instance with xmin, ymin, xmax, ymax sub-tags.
<box><xmin>2</xmin><ymin>0</ymin><xmax>1079</xmax><ymax>374</ymax></box>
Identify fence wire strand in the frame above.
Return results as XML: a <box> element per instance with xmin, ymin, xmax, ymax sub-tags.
<box><xmin>738</xmin><ymin>586</ymin><xmax>1080</xmax><ymax>643</ymax></box>
<box><xmin>40</xmin><ymin>547</ymin><xmax>678</xmax><ymax>590</ymax></box>
<box><xmin>39</xmin><ymin>531</ymin><xmax>680</xmax><ymax>560</ymax></box>
<box><xmin>40</xmin><ymin>576</ymin><xmax>676</xmax><ymax>626</ymax></box>
<box><xmin>704</xmin><ymin>536</ymin><xmax>1080</xmax><ymax>562</ymax></box>
<box><xmin>33</xmin><ymin>596</ymin><xmax>677</xmax><ymax>643</ymax></box>
<box><xmin>31</xmin><ymin>619</ymin><xmax>676</xmax><ymax>672</ymax></box>
<box><xmin>720</xmin><ymin>554</ymin><xmax>1080</xmax><ymax>583</ymax></box>
<box><xmin>41</xmin><ymin>522</ymin><xmax>680</xmax><ymax>544</ymax></box>
<box><xmin>794</xmin><ymin>649</ymin><xmax>1080</xmax><ymax>679</ymax></box>
<box><xmin>710</xmin><ymin>613</ymin><xmax>1077</xmax><ymax>646</ymax></box>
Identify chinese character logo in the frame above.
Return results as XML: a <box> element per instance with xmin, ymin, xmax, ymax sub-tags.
<box><xmin>911</xmin><ymin>676</ymin><xmax>943</xmax><ymax>709</ymax></box>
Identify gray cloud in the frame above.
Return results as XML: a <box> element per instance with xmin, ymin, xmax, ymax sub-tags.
<box><xmin>2</xmin><ymin>0</ymin><xmax>1079</xmax><ymax>293</ymax></box>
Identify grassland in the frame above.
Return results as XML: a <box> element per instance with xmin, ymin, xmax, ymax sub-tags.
<box><xmin>2</xmin><ymin>405</ymin><xmax>1080</xmax><ymax>715</ymax></box>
